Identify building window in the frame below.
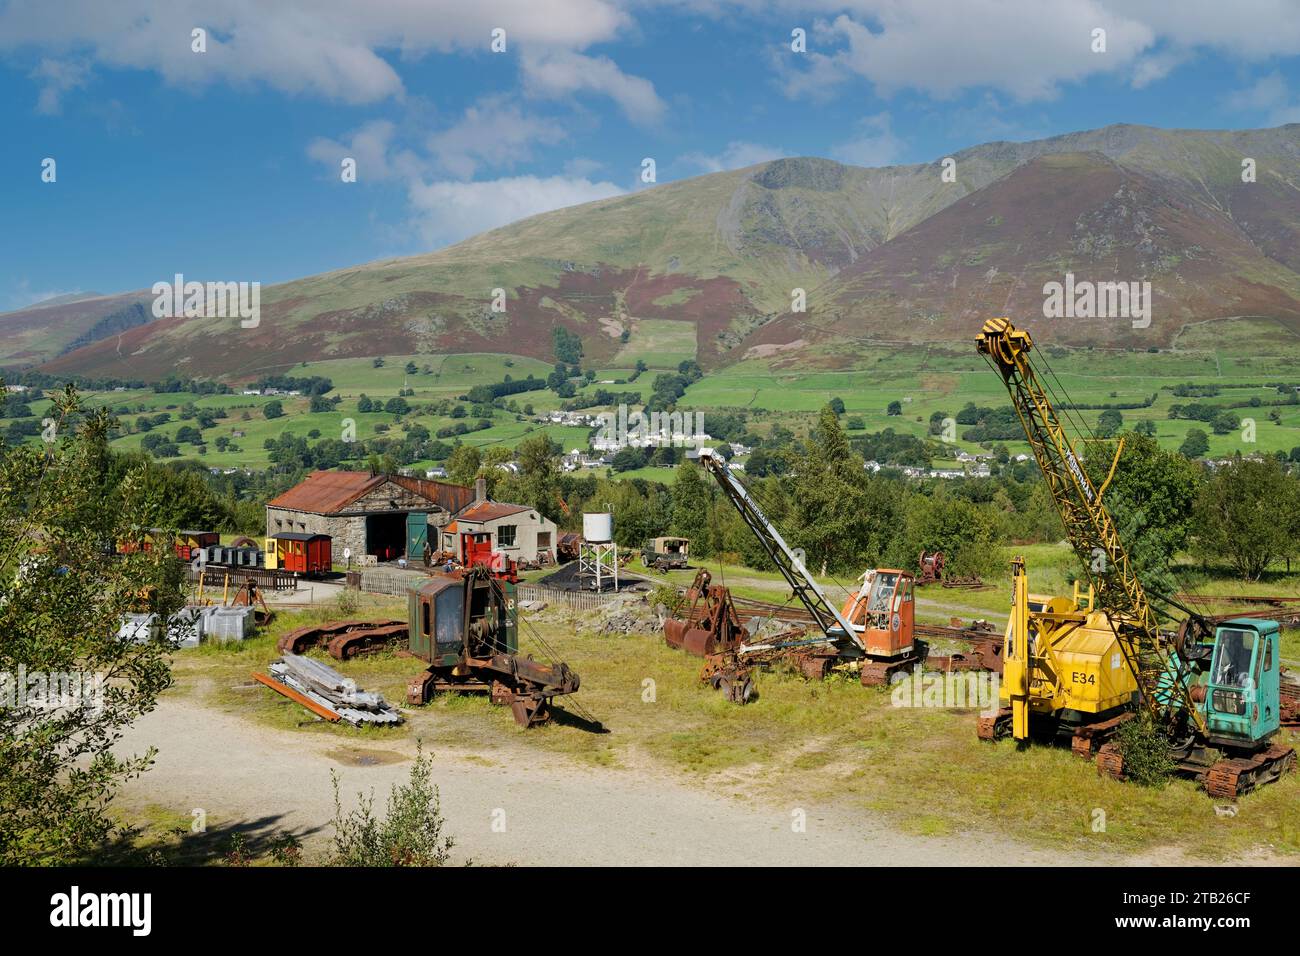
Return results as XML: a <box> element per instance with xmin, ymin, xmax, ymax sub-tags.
<box><xmin>497</xmin><ymin>524</ymin><xmax>517</xmax><ymax>548</ymax></box>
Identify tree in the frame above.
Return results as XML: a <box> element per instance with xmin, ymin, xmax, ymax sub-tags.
<box><xmin>447</xmin><ymin>445</ymin><xmax>481</xmax><ymax>486</ymax></box>
<box><xmin>1192</xmin><ymin>457</ymin><xmax>1300</xmax><ymax>580</ymax></box>
<box><xmin>928</xmin><ymin>410</ymin><xmax>950</xmax><ymax>437</ymax></box>
<box><xmin>263</xmin><ymin>401</ymin><xmax>284</xmax><ymax>420</ymax></box>
<box><xmin>1096</xmin><ymin>408</ymin><xmax>1123</xmax><ymax>438</ymax></box>
<box><xmin>669</xmin><ymin>462</ymin><xmax>712</xmax><ymax>545</ymax></box>
<box><xmin>329</xmin><ymin>743</ymin><xmax>454</xmax><ymax>867</ymax></box>
<box><xmin>888</xmin><ymin>489</ymin><xmax>1002</xmax><ymax>579</ymax></box>
<box><xmin>829</xmin><ymin>397</ymin><xmax>846</xmax><ymax>415</ymax></box>
<box><xmin>1179</xmin><ymin>428</ymin><xmax>1209</xmax><ymax>458</ymax></box>
<box><xmin>1084</xmin><ymin>432</ymin><xmax>1201</xmax><ymax>593</ymax></box>
<box><xmin>385</xmin><ymin>397</ymin><xmax>410</xmax><ymax>416</ymax></box>
<box><xmin>0</xmin><ymin>388</ymin><xmax>179</xmax><ymax>863</ymax></box>
<box><xmin>1210</xmin><ymin>410</ymin><xmax>1240</xmax><ymax>436</ymax></box>
<box><xmin>786</xmin><ymin>405</ymin><xmax>893</xmax><ymax>573</ymax></box>
<box><xmin>885</xmin><ymin>400</ymin><xmax>902</xmax><ymax>416</ymax></box>
<box><xmin>552</xmin><ymin>327</ymin><xmax>583</xmax><ymax>364</ymax></box>
<box><xmin>610</xmin><ymin>446</ymin><xmax>648</xmax><ymax>473</ymax></box>
<box><xmin>404</xmin><ymin>361</ymin><xmax>418</xmax><ymax>375</ymax></box>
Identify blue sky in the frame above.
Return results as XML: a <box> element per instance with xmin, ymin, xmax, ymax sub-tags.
<box><xmin>3</xmin><ymin>0</ymin><xmax>1300</xmax><ymax>310</ymax></box>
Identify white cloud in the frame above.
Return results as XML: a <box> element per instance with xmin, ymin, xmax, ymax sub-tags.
<box><xmin>829</xmin><ymin>113</ymin><xmax>904</xmax><ymax>167</ymax></box>
<box><xmin>1225</xmin><ymin>72</ymin><xmax>1300</xmax><ymax>126</ymax></box>
<box><xmin>0</xmin><ymin>0</ymin><xmax>632</xmax><ymax>105</ymax></box>
<box><xmin>407</xmin><ymin>174</ymin><xmax>623</xmax><ymax>247</ymax></box>
<box><xmin>814</xmin><ymin>2</ymin><xmax>1154</xmax><ymax>102</ymax></box>
<box><xmin>427</xmin><ymin>97</ymin><xmax>567</xmax><ymax>179</ymax></box>
<box><xmin>772</xmin><ymin>0</ymin><xmax>1300</xmax><ymax>102</ymax></box>
<box><xmin>1117</xmin><ymin>0</ymin><xmax>1300</xmax><ymax>60</ymax></box>
<box><xmin>307</xmin><ymin>120</ymin><xmax>425</xmax><ymax>182</ymax></box>
<box><xmin>30</xmin><ymin>57</ymin><xmax>90</xmax><ymax>114</ymax></box>
<box><xmin>680</xmin><ymin>141</ymin><xmax>787</xmax><ymax>173</ymax></box>
<box><xmin>521</xmin><ymin>49</ymin><xmax>666</xmax><ymax>125</ymax></box>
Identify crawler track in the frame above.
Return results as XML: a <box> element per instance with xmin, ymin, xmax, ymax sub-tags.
<box><xmin>276</xmin><ymin>619</ymin><xmax>408</xmax><ymax>659</ymax></box>
<box><xmin>1204</xmin><ymin>745</ymin><xmax>1296</xmax><ymax>800</ymax></box>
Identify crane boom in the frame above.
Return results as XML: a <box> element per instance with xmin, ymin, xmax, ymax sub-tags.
<box><xmin>695</xmin><ymin>448</ymin><xmax>862</xmax><ymax>651</ymax></box>
<box><xmin>975</xmin><ymin>317</ymin><xmax>1205</xmax><ymax>734</ymax></box>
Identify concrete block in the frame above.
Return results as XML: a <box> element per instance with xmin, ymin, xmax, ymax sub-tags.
<box><xmin>167</xmin><ymin>606</ymin><xmax>205</xmax><ymax>649</ymax></box>
<box><xmin>118</xmin><ymin>613</ymin><xmax>160</xmax><ymax>644</ymax></box>
<box><xmin>207</xmin><ymin>605</ymin><xmax>256</xmax><ymax>642</ymax></box>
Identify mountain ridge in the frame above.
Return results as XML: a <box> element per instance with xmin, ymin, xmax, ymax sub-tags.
<box><xmin>7</xmin><ymin>123</ymin><xmax>1300</xmax><ymax>381</ymax></box>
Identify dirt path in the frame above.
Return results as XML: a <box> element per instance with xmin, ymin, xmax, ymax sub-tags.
<box><xmin>117</xmin><ymin>696</ymin><xmax>1175</xmax><ymax>867</ymax></box>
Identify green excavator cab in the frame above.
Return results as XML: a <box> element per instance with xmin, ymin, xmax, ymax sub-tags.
<box><xmin>1202</xmin><ymin>619</ymin><xmax>1281</xmax><ymax>747</ymax></box>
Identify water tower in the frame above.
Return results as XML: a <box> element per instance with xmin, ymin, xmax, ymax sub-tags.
<box><xmin>579</xmin><ymin>512</ymin><xmax>619</xmax><ymax>591</ymax></box>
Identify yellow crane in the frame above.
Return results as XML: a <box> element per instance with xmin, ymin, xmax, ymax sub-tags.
<box><xmin>976</xmin><ymin>317</ymin><xmax>1294</xmax><ymax>796</ymax></box>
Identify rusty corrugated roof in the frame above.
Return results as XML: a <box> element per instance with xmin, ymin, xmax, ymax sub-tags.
<box><xmin>457</xmin><ymin>501</ymin><xmax>531</xmax><ymax>523</ymax></box>
<box><xmin>267</xmin><ymin>471</ymin><xmax>386</xmax><ymax>514</ymax></box>
<box><xmin>389</xmin><ymin>475</ymin><xmax>475</xmax><ymax>514</ymax></box>
<box><xmin>267</xmin><ymin>471</ymin><xmax>475</xmax><ymax>515</ymax></box>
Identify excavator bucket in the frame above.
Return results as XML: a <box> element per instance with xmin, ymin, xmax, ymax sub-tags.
<box><xmin>663</xmin><ymin>569</ymin><xmax>744</xmax><ymax>658</ymax></box>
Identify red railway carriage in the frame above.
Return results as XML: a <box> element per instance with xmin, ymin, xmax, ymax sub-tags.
<box><xmin>117</xmin><ymin>528</ymin><xmax>219</xmax><ymax>560</ymax></box>
<box><xmin>266</xmin><ymin>532</ymin><xmax>332</xmax><ymax>575</ymax></box>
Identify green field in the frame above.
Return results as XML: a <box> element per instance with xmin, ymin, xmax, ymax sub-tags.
<box><xmin>681</xmin><ymin>318</ymin><xmax>1300</xmax><ymax>460</ymax></box>
<box><xmin>8</xmin><ymin>318</ymin><xmax>1300</xmax><ymax>471</ymax></box>
<box><xmin>612</xmin><ymin>318</ymin><xmax>697</xmax><ymax>367</ymax></box>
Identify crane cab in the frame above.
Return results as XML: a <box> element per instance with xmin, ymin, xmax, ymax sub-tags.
<box><xmin>1177</xmin><ymin>619</ymin><xmax>1282</xmax><ymax>748</ymax></box>
<box><xmin>840</xmin><ymin>569</ymin><xmax>915</xmax><ymax>658</ymax></box>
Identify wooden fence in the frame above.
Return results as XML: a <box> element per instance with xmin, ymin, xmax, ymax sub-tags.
<box><xmin>357</xmin><ymin>569</ymin><xmax>426</xmax><ymax>596</ymax></box>
<box><xmin>516</xmin><ymin>583</ymin><xmax>625</xmax><ymax>612</ymax></box>
<box><xmin>186</xmin><ymin>566</ymin><xmax>297</xmax><ymax>592</ymax></box>
<box><xmin>353</xmin><ymin>572</ymin><xmax>630</xmax><ymax>612</ymax></box>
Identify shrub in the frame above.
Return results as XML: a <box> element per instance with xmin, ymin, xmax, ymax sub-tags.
<box><xmin>329</xmin><ymin>743</ymin><xmax>456</xmax><ymax>866</ymax></box>
<box><xmin>1113</xmin><ymin>713</ymin><xmax>1175</xmax><ymax>787</ymax></box>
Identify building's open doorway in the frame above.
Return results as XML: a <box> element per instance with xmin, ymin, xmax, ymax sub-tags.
<box><xmin>365</xmin><ymin>512</ymin><xmax>407</xmax><ymax>561</ymax></box>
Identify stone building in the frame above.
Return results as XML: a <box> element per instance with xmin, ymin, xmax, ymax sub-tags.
<box><xmin>265</xmin><ymin>470</ymin><xmax>474</xmax><ymax>564</ymax></box>
<box><xmin>438</xmin><ymin>499</ymin><xmax>559</xmax><ymax>566</ymax></box>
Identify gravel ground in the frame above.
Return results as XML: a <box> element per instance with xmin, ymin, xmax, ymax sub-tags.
<box><xmin>113</xmin><ymin>696</ymin><xmax>1198</xmax><ymax>867</ymax></box>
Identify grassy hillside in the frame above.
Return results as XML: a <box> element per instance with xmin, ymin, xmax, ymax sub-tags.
<box><xmin>8</xmin><ymin>124</ymin><xmax>1298</xmax><ymax>382</ymax></box>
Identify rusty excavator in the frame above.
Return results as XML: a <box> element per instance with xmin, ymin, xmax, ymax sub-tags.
<box><xmin>663</xmin><ymin>447</ymin><xmax>927</xmax><ymax>698</ymax></box>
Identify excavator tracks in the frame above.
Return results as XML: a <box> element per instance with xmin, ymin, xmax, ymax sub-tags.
<box><xmin>1282</xmin><ymin>675</ymin><xmax>1299</xmax><ymax>726</ymax></box>
<box><xmin>1096</xmin><ymin>741</ymin><xmax>1296</xmax><ymax>798</ymax></box>
<box><xmin>277</xmin><ymin>619</ymin><xmax>408</xmax><ymax>659</ymax></box>
<box><xmin>1204</xmin><ymin>745</ymin><xmax>1296</xmax><ymax>800</ymax></box>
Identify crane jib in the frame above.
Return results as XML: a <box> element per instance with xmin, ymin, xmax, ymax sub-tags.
<box><xmin>976</xmin><ymin>316</ymin><xmax>1206</xmax><ymax>736</ymax></box>
<box><xmin>1064</xmin><ymin>449</ymin><xmax>1095</xmax><ymax>504</ymax></box>
<box><xmin>702</xmin><ymin>452</ymin><xmax>861</xmax><ymax>648</ymax></box>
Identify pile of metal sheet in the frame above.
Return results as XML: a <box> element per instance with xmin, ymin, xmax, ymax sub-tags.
<box><xmin>258</xmin><ymin>655</ymin><xmax>403</xmax><ymax>726</ymax></box>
